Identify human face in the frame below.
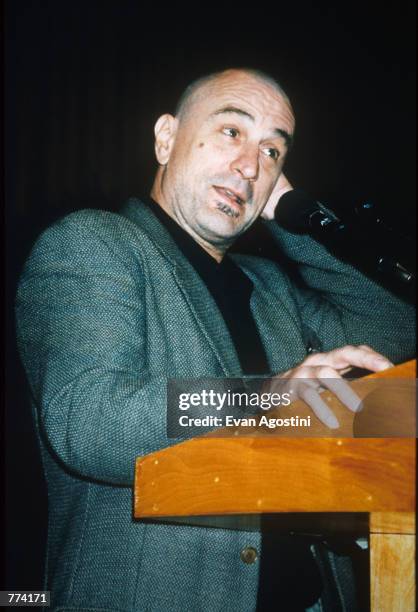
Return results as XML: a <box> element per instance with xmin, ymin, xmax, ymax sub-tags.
<box><xmin>152</xmin><ymin>70</ymin><xmax>295</xmax><ymax>259</ymax></box>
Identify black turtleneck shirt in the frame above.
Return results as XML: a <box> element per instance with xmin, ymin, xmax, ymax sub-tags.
<box><xmin>145</xmin><ymin>197</ymin><xmax>270</xmax><ymax>376</ymax></box>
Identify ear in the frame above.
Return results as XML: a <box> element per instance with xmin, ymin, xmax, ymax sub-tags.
<box><xmin>154</xmin><ymin>114</ymin><xmax>178</xmax><ymax>165</ymax></box>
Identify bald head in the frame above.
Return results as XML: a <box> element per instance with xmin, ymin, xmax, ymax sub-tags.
<box><xmin>175</xmin><ymin>68</ymin><xmax>293</xmax><ymax>126</ymax></box>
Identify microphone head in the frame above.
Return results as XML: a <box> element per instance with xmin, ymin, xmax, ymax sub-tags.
<box><xmin>274</xmin><ymin>189</ymin><xmax>318</xmax><ymax>233</ymax></box>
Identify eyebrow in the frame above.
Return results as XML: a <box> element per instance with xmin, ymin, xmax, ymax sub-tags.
<box><xmin>211</xmin><ymin>106</ymin><xmax>293</xmax><ymax>148</ymax></box>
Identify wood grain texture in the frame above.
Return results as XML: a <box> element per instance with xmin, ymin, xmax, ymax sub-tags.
<box><xmin>134</xmin><ymin>360</ymin><xmax>416</xmax><ymax>518</ymax></box>
<box><xmin>370</xmin><ymin>512</ymin><xmax>415</xmax><ymax>535</ymax></box>
<box><xmin>134</xmin><ymin>438</ymin><xmax>415</xmax><ymax>517</ymax></box>
<box><xmin>370</xmin><ymin>533</ymin><xmax>415</xmax><ymax>611</ymax></box>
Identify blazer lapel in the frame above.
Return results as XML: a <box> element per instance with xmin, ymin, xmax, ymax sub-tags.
<box><xmin>249</xmin><ymin>284</ymin><xmax>306</xmax><ymax>373</ymax></box>
<box><xmin>120</xmin><ymin>199</ymin><xmax>243</xmax><ymax>377</ymax></box>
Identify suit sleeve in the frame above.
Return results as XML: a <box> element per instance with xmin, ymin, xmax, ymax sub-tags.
<box><xmin>264</xmin><ymin>220</ymin><xmax>416</xmax><ymax>363</ymax></box>
<box><xmin>16</xmin><ymin>212</ymin><xmax>178</xmax><ymax>486</ymax></box>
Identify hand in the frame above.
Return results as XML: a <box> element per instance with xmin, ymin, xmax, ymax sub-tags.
<box><xmin>261</xmin><ymin>173</ymin><xmax>293</xmax><ymax>221</ymax></box>
<box><xmin>269</xmin><ymin>345</ymin><xmax>394</xmax><ymax>428</ymax></box>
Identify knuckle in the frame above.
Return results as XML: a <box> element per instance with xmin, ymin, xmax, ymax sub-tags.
<box><xmin>317</xmin><ymin>365</ymin><xmax>335</xmax><ymax>378</ymax></box>
<box><xmin>295</xmin><ymin>366</ymin><xmax>311</xmax><ymax>378</ymax></box>
<box><xmin>304</xmin><ymin>352</ymin><xmax>323</xmax><ymax>366</ymax></box>
<box><xmin>340</xmin><ymin>344</ymin><xmax>355</xmax><ymax>352</ymax></box>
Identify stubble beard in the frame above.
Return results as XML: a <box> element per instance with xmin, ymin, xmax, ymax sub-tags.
<box><xmin>171</xmin><ymin>179</ymin><xmax>250</xmax><ymax>247</ymax></box>
<box><xmin>215</xmin><ymin>201</ymin><xmax>240</xmax><ymax>218</ymax></box>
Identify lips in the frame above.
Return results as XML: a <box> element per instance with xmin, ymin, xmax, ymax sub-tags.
<box><xmin>213</xmin><ymin>186</ymin><xmax>245</xmax><ymax>209</ymax></box>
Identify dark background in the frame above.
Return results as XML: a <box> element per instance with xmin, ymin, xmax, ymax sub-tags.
<box><xmin>4</xmin><ymin>0</ymin><xmax>416</xmax><ymax>591</ymax></box>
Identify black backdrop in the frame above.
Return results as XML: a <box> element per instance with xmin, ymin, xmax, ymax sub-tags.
<box><xmin>4</xmin><ymin>0</ymin><xmax>416</xmax><ymax>591</ymax></box>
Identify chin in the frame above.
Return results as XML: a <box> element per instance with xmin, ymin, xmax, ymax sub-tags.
<box><xmin>204</xmin><ymin>223</ymin><xmax>245</xmax><ymax>245</ymax></box>
<box><xmin>195</xmin><ymin>203</ymin><xmax>250</xmax><ymax>242</ymax></box>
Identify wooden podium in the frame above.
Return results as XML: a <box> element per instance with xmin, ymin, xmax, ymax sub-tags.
<box><xmin>134</xmin><ymin>360</ymin><xmax>416</xmax><ymax>611</ymax></box>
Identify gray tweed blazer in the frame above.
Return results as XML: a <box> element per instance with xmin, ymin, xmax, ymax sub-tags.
<box><xmin>15</xmin><ymin>199</ymin><xmax>415</xmax><ymax>611</ymax></box>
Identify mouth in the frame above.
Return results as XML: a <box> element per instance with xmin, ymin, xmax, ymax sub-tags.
<box><xmin>212</xmin><ymin>186</ymin><xmax>245</xmax><ymax>217</ymax></box>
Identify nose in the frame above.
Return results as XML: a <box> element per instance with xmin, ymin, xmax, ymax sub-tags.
<box><xmin>230</xmin><ymin>144</ymin><xmax>259</xmax><ymax>182</ymax></box>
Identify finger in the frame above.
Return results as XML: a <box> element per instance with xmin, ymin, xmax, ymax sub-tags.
<box><xmin>306</xmin><ymin>345</ymin><xmax>393</xmax><ymax>372</ymax></box>
<box><xmin>275</xmin><ymin>172</ymin><xmax>293</xmax><ymax>193</ymax></box>
<box><xmin>262</xmin><ymin>174</ymin><xmax>293</xmax><ymax>220</ymax></box>
<box><xmin>317</xmin><ymin>372</ymin><xmax>362</xmax><ymax>412</ymax></box>
<box><xmin>298</xmin><ymin>384</ymin><xmax>339</xmax><ymax>429</ymax></box>
<box><xmin>355</xmin><ymin>344</ymin><xmax>395</xmax><ymax>368</ymax></box>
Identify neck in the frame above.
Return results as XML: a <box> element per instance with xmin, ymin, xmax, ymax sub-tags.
<box><xmin>150</xmin><ymin>182</ymin><xmax>227</xmax><ymax>263</ymax></box>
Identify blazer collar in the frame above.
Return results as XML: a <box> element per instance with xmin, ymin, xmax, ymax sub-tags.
<box><xmin>120</xmin><ymin>198</ymin><xmax>243</xmax><ymax>377</ymax></box>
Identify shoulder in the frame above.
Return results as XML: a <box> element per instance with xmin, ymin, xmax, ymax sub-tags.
<box><xmin>30</xmin><ymin>203</ymin><xmax>155</xmax><ymax>251</ymax></box>
<box><xmin>41</xmin><ymin>208</ymin><xmax>141</xmax><ymax>243</ymax></box>
<box><xmin>21</xmin><ymin>207</ymin><xmax>150</xmax><ymax>277</ymax></box>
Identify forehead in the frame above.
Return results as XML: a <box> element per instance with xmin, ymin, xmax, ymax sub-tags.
<box><xmin>190</xmin><ymin>72</ymin><xmax>295</xmax><ymax>135</ymax></box>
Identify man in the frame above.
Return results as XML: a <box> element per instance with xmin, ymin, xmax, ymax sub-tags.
<box><xmin>16</xmin><ymin>68</ymin><xmax>414</xmax><ymax>611</ymax></box>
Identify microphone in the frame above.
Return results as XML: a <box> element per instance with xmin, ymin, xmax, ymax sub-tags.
<box><xmin>274</xmin><ymin>190</ymin><xmax>415</xmax><ymax>290</ymax></box>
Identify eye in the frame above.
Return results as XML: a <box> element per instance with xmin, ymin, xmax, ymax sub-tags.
<box><xmin>262</xmin><ymin>147</ymin><xmax>280</xmax><ymax>160</ymax></box>
<box><xmin>222</xmin><ymin>127</ymin><xmax>239</xmax><ymax>138</ymax></box>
